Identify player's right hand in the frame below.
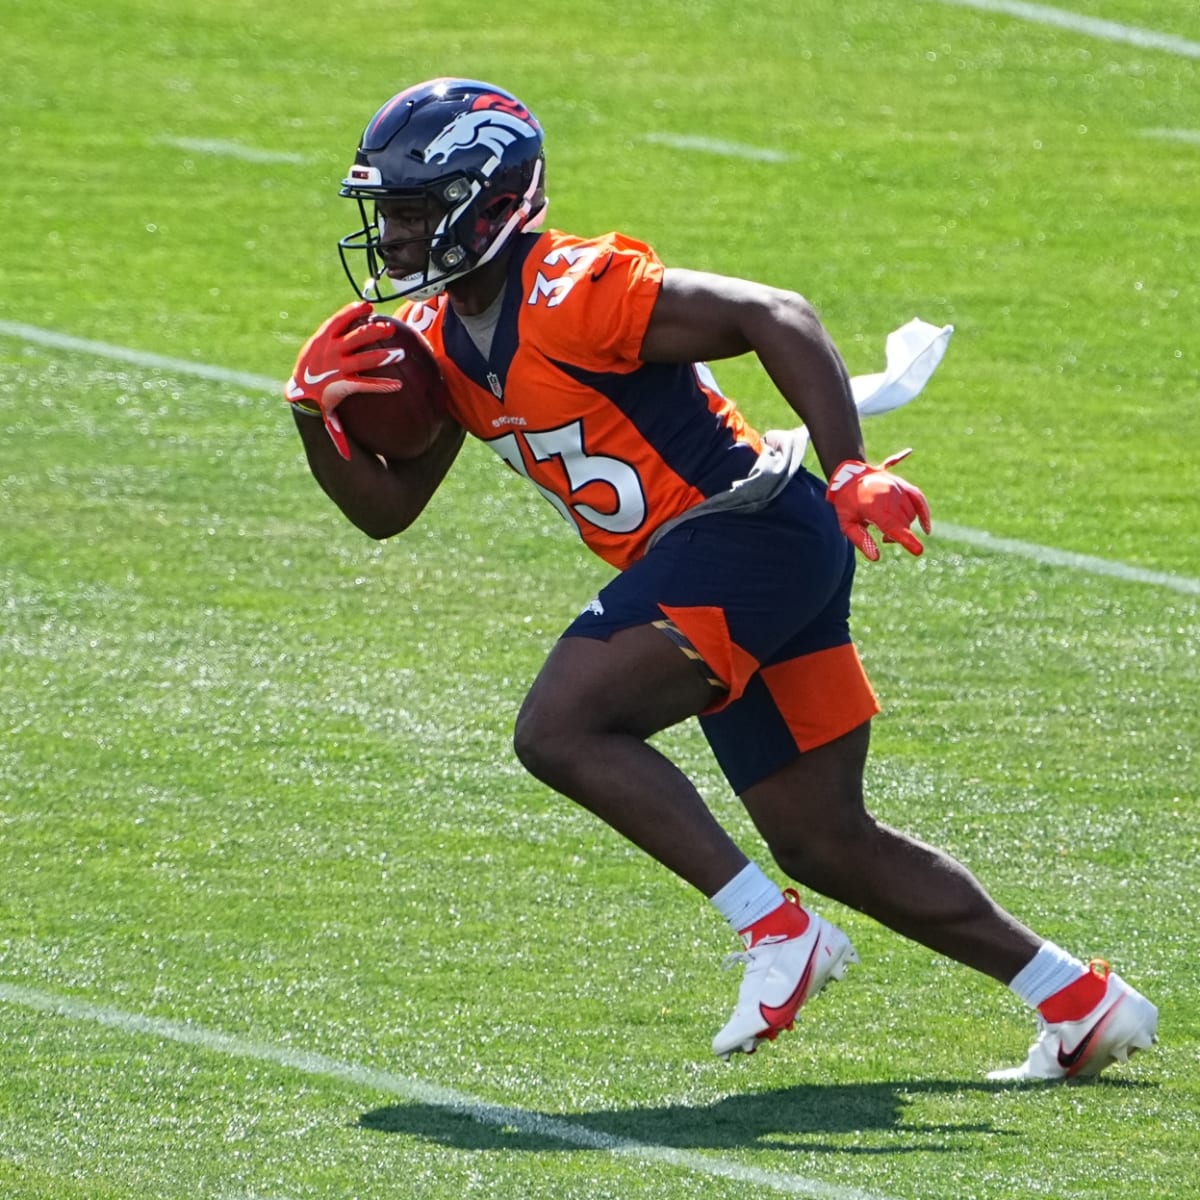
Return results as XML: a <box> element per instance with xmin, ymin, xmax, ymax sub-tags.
<box><xmin>284</xmin><ymin>300</ymin><xmax>404</xmax><ymax>460</ymax></box>
<box><xmin>826</xmin><ymin>448</ymin><xmax>932</xmax><ymax>561</ymax></box>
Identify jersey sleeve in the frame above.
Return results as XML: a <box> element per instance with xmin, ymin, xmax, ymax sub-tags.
<box><xmin>530</xmin><ymin>232</ymin><xmax>665</xmax><ymax>371</ymax></box>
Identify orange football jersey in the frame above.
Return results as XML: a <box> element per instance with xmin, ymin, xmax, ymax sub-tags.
<box><xmin>397</xmin><ymin>229</ymin><xmax>764</xmax><ymax>570</ymax></box>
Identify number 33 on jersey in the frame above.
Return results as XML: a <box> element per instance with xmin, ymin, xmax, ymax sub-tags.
<box><xmin>397</xmin><ymin>229</ymin><xmax>765</xmax><ymax>571</ymax></box>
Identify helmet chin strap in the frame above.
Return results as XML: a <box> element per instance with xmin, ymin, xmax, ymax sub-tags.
<box><xmin>364</xmin><ymin>269</ymin><xmax>449</xmax><ymax>304</ymax></box>
<box><xmin>402</xmin><ymin>274</ymin><xmax>455</xmax><ymax>303</ymax></box>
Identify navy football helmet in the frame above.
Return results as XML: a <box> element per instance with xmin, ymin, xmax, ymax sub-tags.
<box><xmin>338</xmin><ymin>78</ymin><xmax>547</xmax><ymax>303</ymax></box>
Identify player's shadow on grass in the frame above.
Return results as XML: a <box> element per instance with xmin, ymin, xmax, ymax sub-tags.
<box><xmin>358</xmin><ymin>1078</ymin><xmax>1107</xmax><ymax>1155</ymax></box>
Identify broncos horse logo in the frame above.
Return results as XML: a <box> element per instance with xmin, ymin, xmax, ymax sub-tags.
<box><xmin>424</xmin><ymin>106</ymin><xmax>539</xmax><ymax>166</ymax></box>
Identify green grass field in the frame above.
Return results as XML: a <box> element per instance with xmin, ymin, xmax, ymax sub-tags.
<box><xmin>2</xmin><ymin>2</ymin><xmax>1198</xmax><ymax>1197</ymax></box>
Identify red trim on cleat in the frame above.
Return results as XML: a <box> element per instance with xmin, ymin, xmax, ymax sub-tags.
<box><xmin>738</xmin><ymin>888</ymin><xmax>811</xmax><ymax>949</ymax></box>
<box><xmin>1039</xmin><ymin>958</ymin><xmax>1111</xmax><ymax>1024</ymax></box>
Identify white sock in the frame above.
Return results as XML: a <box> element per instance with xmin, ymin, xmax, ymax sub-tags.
<box><xmin>709</xmin><ymin>862</ymin><xmax>785</xmax><ymax>933</ymax></box>
<box><xmin>1008</xmin><ymin>941</ymin><xmax>1088</xmax><ymax>1009</ymax></box>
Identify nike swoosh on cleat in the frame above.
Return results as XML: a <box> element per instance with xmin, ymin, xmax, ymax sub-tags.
<box><xmin>1056</xmin><ymin>1027</ymin><xmax>1099</xmax><ymax>1072</ymax></box>
<box><xmin>758</xmin><ymin>944</ymin><xmax>818</xmax><ymax>1029</ymax></box>
<box><xmin>1056</xmin><ymin>997</ymin><xmax>1124</xmax><ymax>1073</ymax></box>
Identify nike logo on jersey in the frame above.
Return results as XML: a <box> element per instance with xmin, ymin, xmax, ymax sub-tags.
<box><xmin>303</xmin><ymin>366</ymin><xmax>339</xmax><ymax>385</ymax></box>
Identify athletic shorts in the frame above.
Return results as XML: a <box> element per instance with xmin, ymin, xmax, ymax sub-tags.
<box><xmin>561</xmin><ymin>467</ymin><xmax>880</xmax><ymax>794</ymax></box>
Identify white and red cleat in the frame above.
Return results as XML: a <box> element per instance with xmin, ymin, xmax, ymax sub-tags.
<box><xmin>987</xmin><ymin>959</ymin><xmax>1158</xmax><ymax>1082</ymax></box>
<box><xmin>712</xmin><ymin>889</ymin><xmax>858</xmax><ymax>1060</ymax></box>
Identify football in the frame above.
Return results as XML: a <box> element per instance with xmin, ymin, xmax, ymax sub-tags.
<box><xmin>336</xmin><ymin>316</ymin><xmax>452</xmax><ymax>461</ymax></box>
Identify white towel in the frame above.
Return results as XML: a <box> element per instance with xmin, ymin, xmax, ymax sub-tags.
<box><xmin>851</xmin><ymin>318</ymin><xmax>954</xmax><ymax>417</ymax></box>
<box><xmin>776</xmin><ymin>317</ymin><xmax>954</xmax><ymax>460</ymax></box>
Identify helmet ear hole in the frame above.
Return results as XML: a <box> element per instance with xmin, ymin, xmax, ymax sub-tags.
<box><xmin>481</xmin><ymin>194</ymin><xmax>516</xmax><ymax>221</ymax></box>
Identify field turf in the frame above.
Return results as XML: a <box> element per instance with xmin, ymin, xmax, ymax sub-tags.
<box><xmin>2</xmin><ymin>2</ymin><xmax>1198</xmax><ymax>1197</ymax></box>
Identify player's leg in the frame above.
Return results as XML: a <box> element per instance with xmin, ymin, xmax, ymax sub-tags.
<box><xmin>707</xmin><ymin>649</ymin><xmax>1157</xmax><ymax>1076</ymax></box>
<box><xmin>517</xmin><ymin>470</ymin><xmax>884</xmax><ymax>1056</ymax></box>
<box><xmin>681</xmin><ymin>470</ymin><xmax>1156</xmax><ymax>1070</ymax></box>
<box><xmin>513</xmin><ymin>620</ymin><xmax>747</xmax><ymax>897</ymax></box>
<box><xmin>515</xmin><ymin>597</ymin><xmax>840</xmax><ymax>1060</ymax></box>
<box><xmin>736</xmin><ymin>719</ymin><xmax>1040</xmax><ymax>982</ymax></box>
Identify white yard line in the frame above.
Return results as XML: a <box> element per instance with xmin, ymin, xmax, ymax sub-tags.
<box><xmin>154</xmin><ymin>136</ymin><xmax>312</xmax><ymax>165</ymax></box>
<box><xmin>1141</xmin><ymin>127</ymin><xmax>1200</xmax><ymax>145</ymax></box>
<box><xmin>935</xmin><ymin>522</ymin><xmax>1200</xmax><ymax>595</ymax></box>
<box><xmin>2</xmin><ymin>319</ymin><xmax>1197</xmax><ymax>598</ymax></box>
<box><xmin>0</xmin><ymin>982</ymin><xmax>892</xmax><ymax>1200</ymax></box>
<box><xmin>640</xmin><ymin>133</ymin><xmax>793</xmax><ymax>162</ymax></box>
<box><xmin>0</xmin><ymin>318</ymin><xmax>279</xmax><ymax>392</ymax></box>
<box><xmin>931</xmin><ymin>0</ymin><xmax>1200</xmax><ymax>59</ymax></box>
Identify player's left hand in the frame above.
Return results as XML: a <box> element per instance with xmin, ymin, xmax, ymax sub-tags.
<box><xmin>826</xmin><ymin>448</ymin><xmax>932</xmax><ymax>561</ymax></box>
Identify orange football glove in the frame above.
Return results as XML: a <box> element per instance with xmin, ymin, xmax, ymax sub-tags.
<box><xmin>826</xmin><ymin>448</ymin><xmax>932</xmax><ymax>561</ymax></box>
<box><xmin>284</xmin><ymin>300</ymin><xmax>404</xmax><ymax>460</ymax></box>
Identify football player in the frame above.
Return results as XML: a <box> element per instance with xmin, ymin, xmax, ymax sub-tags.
<box><xmin>284</xmin><ymin>78</ymin><xmax>1157</xmax><ymax>1079</ymax></box>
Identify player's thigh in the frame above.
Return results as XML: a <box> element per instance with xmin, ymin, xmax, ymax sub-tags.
<box><xmin>518</xmin><ymin>624</ymin><xmax>722</xmax><ymax>741</ymax></box>
<box><xmin>523</xmin><ymin>520</ymin><xmax>732</xmax><ymax>740</ymax></box>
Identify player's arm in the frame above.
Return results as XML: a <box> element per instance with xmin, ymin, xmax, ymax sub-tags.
<box><xmin>285</xmin><ymin>300</ymin><xmax>465</xmax><ymax>538</ymax></box>
<box><xmin>640</xmin><ymin>268</ymin><xmax>864</xmax><ymax>477</ymax></box>
<box><xmin>292</xmin><ymin>410</ymin><xmax>465</xmax><ymax>539</ymax></box>
<box><xmin>640</xmin><ymin>268</ymin><xmax>930</xmax><ymax>559</ymax></box>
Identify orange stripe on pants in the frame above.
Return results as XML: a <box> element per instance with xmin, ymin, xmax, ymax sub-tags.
<box><xmin>658</xmin><ymin>604</ymin><xmax>761</xmax><ymax>711</ymax></box>
<box><xmin>759</xmin><ymin>643</ymin><xmax>880</xmax><ymax>752</ymax></box>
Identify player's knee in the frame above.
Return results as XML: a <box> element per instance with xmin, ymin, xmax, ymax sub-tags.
<box><xmin>512</xmin><ymin>710</ymin><xmax>545</xmax><ymax>777</ymax></box>
<box><xmin>766</xmin><ymin>809</ymin><xmax>880</xmax><ymax>892</ymax></box>
<box><xmin>512</xmin><ymin>704</ymin><xmax>571</xmax><ymax>786</ymax></box>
